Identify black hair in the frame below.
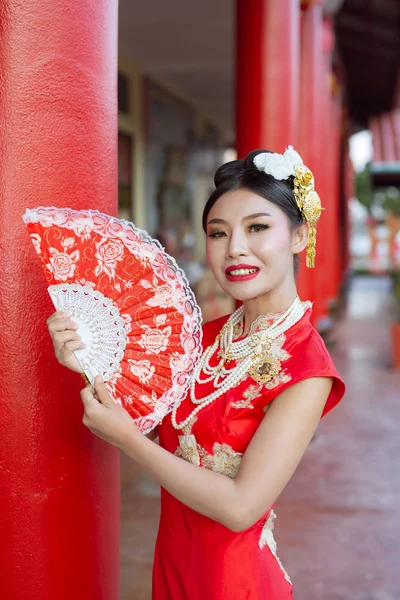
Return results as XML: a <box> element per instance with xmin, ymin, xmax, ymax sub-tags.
<box><xmin>202</xmin><ymin>149</ymin><xmax>304</xmax><ymax>271</ymax></box>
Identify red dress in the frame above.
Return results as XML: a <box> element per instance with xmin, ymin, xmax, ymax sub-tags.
<box><xmin>153</xmin><ymin>307</ymin><xmax>345</xmax><ymax>599</ymax></box>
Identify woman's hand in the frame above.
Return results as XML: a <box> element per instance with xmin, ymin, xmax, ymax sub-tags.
<box><xmin>80</xmin><ymin>376</ymin><xmax>138</xmax><ymax>450</ymax></box>
<box><xmin>46</xmin><ymin>311</ymin><xmax>85</xmax><ymax>373</ymax></box>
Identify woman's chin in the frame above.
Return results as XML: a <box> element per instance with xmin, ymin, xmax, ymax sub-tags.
<box><xmin>224</xmin><ymin>288</ymin><xmax>262</xmax><ymax>303</ymax></box>
<box><xmin>217</xmin><ymin>278</ymin><xmax>269</xmax><ymax>303</ymax></box>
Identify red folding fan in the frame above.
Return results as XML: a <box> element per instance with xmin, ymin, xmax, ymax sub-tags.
<box><xmin>22</xmin><ymin>207</ymin><xmax>203</xmax><ymax>434</ymax></box>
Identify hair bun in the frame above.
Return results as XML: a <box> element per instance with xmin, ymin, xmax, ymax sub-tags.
<box><xmin>214</xmin><ymin>159</ymin><xmax>244</xmax><ymax>187</ymax></box>
<box><xmin>214</xmin><ymin>150</ymin><xmax>274</xmax><ymax>186</ymax></box>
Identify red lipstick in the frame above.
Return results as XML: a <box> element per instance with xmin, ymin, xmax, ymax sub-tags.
<box><xmin>225</xmin><ymin>263</ymin><xmax>260</xmax><ymax>282</ymax></box>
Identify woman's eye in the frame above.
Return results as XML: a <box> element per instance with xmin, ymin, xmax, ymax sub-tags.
<box><xmin>207</xmin><ymin>230</ymin><xmax>226</xmax><ymax>238</ymax></box>
<box><xmin>249</xmin><ymin>223</ymin><xmax>269</xmax><ymax>233</ymax></box>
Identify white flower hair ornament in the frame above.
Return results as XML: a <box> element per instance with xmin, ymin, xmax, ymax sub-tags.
<box><xmin>253</xmin><ymin>145</ymin><xmax>303</xmax><ymax>180</ymax></box>
<box><xmin>253</xmin><ymin>146</ymin><xmax>324</xmax><ymax>268</ymax></box>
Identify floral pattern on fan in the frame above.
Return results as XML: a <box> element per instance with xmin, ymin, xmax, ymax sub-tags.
<box><xmin>23</xmin><ymin>207</ymin><xmax>203</xmax><ymax>434</ymax></box>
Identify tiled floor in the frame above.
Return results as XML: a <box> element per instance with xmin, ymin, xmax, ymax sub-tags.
<box><xmin>120</xmin><ymin>275</ymin><xmax>400</xmax><ymax>599</ymax></box>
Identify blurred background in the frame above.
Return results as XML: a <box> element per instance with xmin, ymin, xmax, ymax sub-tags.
<box><xmin>117</xmin><ymin>1</ymin><xmax>400</xmax><ymax>598</ymax></box>
<box><xmin>116</xmin><ymin>0</ymin><xmax>400</xmax><ymax>320</ymax></box>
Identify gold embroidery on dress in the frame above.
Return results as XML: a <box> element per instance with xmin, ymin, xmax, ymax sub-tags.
<box><xmin>264</xmin><ymin>370</ymin><xmax>291</xmax><ymax>390</ymax></box>
<box><xmin>259</xmin><ymin>510</ymin><xmax>292</xmax><ymax>585</ymax></box>
<box><xmin>231</xmin><ymin>334</ymin><xmax>292</xmax><ymax>409</ymax></box>
<box><xmin>175</xmin><ymin>432</ymin><xmax>200</xmax><ymax>466</ymax></box>
<box><xmin>231</xmin><ymin>384</ymin><xmax>262</xmax><ymax>409</ymax></box>
<box><xmin>174</xmin><ymin>417</ymin><xmax>201</xmax><ymax>466</ymax></box>
<box><xmin>202</xmin><ymin>443</ymin><xmax>242</xmax><ymax>478</ymax></box>
<box><xmin>174</xmin><ymin>418</ymin><xmax>243</xmax><ymax>478</ymax></box>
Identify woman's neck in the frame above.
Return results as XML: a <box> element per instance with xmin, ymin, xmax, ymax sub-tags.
<box><xmin>241</xmin><ymin>284</ymin><xmax>299</xmax><ymax>336</ymax></box>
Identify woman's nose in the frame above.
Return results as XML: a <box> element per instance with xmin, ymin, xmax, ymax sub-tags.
<box><xmin>226</xmin><ymin>232</ymin><xmax>249</xmax><ymax>258</ymax></box>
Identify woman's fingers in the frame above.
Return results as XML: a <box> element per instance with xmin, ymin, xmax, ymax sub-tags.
<box><xmin>80</xmin><ymin>384</ymin><xmax>97</xmax><ymax>409</ymax></box>
<box><xmin>80</xmin><ymin>378</ymin><xmax>132</xmax><ymax>450</ymax></box>
<box><xmin>47</xmin><ymin>311</ymin><xmax>72</xmax><ymax>326</ymax></box>
<box><xmin>93</xmin><ymin>376</ymin><xmax>114</xmax><ymax>407</ymax></box>
<box><xmin>59</xmin><ymin>340</ymin><xmax>85</xmax><ymax>357</ymax></box>
<box><xmin>46</xmin><ymin>310</ymin><xmax>69</xmax><ymax>324</ymax></box>
<box><xmin>53</xmin><ymin>330</ymin><xmax>82</xmax><ymax>349</ymax></box>
<box><xmin>48</xmin><ymin>316</ymin><xmax>79</xmax><ymax>335</ymax></box>
<box><xmin>46</xmin><ymin>311</ymin><xmax>85</xmax><ymax>372</ymax></box>
<box><xmin>56</xmin><ymin>340</ymin><xmax>84</xmax><ymax>373</ymax></box>
<box><xmin>64</xmin><ymin>339</ymin><xmax>85</xmax><ymax>350</ymax></box>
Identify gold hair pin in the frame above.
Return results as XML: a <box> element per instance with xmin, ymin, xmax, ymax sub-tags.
<box><xmin>292</xmin><ymin>165</ymin><xmax>324</xmax><ymax>268</ymax></box>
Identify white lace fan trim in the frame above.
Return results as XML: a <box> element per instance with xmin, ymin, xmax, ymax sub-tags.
<box><xmin>49</xmin><ymin>284</ymin><xmax>127</xmax><ymax>384</ymax></box>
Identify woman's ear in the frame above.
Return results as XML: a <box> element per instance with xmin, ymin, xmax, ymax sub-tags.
<box><xmin>291</xmin><ymin>223</ymin><xmax>309</xmax><ymax>254</ymax></box>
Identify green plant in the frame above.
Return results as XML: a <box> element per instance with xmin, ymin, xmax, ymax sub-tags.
<box><xmin>355</xmin><ymin>168</ymin><xmax>374</xmax><ymax>213</ymax></box>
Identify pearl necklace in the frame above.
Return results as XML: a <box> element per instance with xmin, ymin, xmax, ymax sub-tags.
<box><xmin>171</xmin><ymin>296</ymin><xmax>307</xmax><ymax>430</ymax></box>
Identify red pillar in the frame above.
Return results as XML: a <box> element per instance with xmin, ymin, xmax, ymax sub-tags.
<box><xmin>330</xmin><ymin>93</ymin><xmax>344</xmax><ymax>297</ymax></box>
<box><xmin>370</xmin><ymin>116</ymin><xmax>383</xmax><ymax>162</ymax></box>
<box><xmin>381</xmin><ymin>112</ymin><xmax>397</xmax><ymax>162</ymax></box>
<box><xmin>391</xmin><ymin>109</ymin><xmax>400</xmax><ymax>161</ymax></box>
<box><xmin>321</xmin><ymin>18</ymin><xmax>341</xmax><ymax>307</ymax></box>
<box><xmin>311</xmin><ymin>16</ymin><xmax>335</xmax><ymax>323</ymax></box>
<box><xmin>0</xmin><ymin>2</ymin><xmax>120</xmax><ymax>599</ymax></box>
<box><xmin>342</xmin><ymin>137</ymin><xmax>354</xmax><ymax>278</ymax></box>
<box><xmin>296</xmin><ymin>1</ymin><xmax>324</xmax><ymax>314</ymax></box>
<box><xmin>236</xmin><ymin>0</ymin><xmax>300</xmax><ymax>157</ymax></box>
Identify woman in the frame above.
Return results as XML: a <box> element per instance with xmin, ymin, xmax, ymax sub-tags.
<box><xmin>47</xmin><ymin>147</ymin><xmax>345</xmax><ymax>599</ymax></box>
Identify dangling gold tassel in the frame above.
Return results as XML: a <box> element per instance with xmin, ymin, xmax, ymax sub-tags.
<box><xmin>292</xmin><ymin>165</ymin><xmax>323</xmax><ymax>269</ymax></box>
<box><xmin>306</xmin><ymin>225</ymin><xmax>317</xmax><ymax>268</ymax></box>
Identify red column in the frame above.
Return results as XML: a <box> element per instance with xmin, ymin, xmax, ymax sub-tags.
<box><xmin>312</xmin><ymin>17</ymin><xmax>335</xmax><ymax>324</ymax></box>
<box><xmin>381</xmin><ymin>112</ymin><xmax>397</xmax><ymax>162</ymax></box>
<box><xmin>391</xmin><ymin>109</ymin><xmax>400</xmax><ymax>161</ymax></box>
<box><xmin>342</xmin><ymin>138</ymin><xmax>354</xmax><ymax>278</ymax></box>
<box><xmin>335</xmin><ymin>111</ymin><xmax>351</xmax><ymax>283</ymax></box>
<box><xmin>325</xmin><ymin>90</ymin><xmax>343</xmax><ymax>301</ymax></box>
<box><xmin>0</xmin><ymin>2</ymin><xmax>119</xmax><ymax>599</ymax></box>
<box><xmin>321</xmin><ymin>18</ymin><xmax>341</xmax><ymax>307</ymax></box>
<box><xmin>236</xmin><ymin>0</ymin><xmax>300</xmax><ymax>157</ymax></box>
<box><xmin>296</xmin><ymin>1</ymin><xmax>324</xmax><ymax>314</ymax></box>
<box><xmin>331</xmin><ymin>94</ymin><xmax>344</xmax><ymax>297</ymax></box>
<box><xmin>370</xmin><ymin>116</ymin><xmax>383</xmax><ymax>162</ymax></box>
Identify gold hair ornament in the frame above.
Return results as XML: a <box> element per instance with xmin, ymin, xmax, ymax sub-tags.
<box><xmin>252</xmin><ymin>147</ymin><xmax>324</xmax><ymax>268</ymax></box>
<box><xmin>292</xmin><ymin>165</ymin><xmax>324</xmax><ymax>268</ymax></box>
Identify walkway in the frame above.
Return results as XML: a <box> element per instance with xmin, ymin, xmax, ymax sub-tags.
<box><xmin>120</xmin><ymin>275</ymin><xmax>400</xmax><ymax>600</ymax></box>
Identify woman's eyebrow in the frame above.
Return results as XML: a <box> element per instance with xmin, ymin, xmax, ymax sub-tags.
<box><xmin>207</xmin><ymin>217</ymin><xmax>226</xmax><ymax>225</ymax></box>
<box><xmin>242</xmin><ymin>212</ymin><xmax>272</xmax><ymax>220</ymax></box>
<box><xmin>207</xmin><ymin>212</ymin><xmax>272</xmax><ymax>226</ymax></box>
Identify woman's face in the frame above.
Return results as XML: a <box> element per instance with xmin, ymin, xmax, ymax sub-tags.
<box><xmin>205</xmin><ymin>189</ymin><xmax>302</xmax><ymax>302</ymax></box>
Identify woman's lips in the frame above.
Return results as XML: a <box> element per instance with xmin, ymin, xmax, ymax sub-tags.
<box><xmin>225</xmin><ymin>265</ymin><xmax>260</xmax><ymax>282</ymax></box>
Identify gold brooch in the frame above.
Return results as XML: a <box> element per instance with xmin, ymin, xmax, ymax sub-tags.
<box><xmin>248</xmin><ymin>340</ymin><xmax>282</xmax><ymax>385</ymax></box>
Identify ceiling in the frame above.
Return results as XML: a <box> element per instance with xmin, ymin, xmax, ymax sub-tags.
<box><xmin>334</xmin><ymin>0</ymin><xmax>400</xmax><ymax>129</ymax></box>
<box><xmin>118</xmin><ymin>0</ymin><xmax>234</xmax><ymax>134</ymax></box>
<box><xmin>118</xmin><ymin>0</ymin><xmax>400</xmax><ymax>136</ymax></box>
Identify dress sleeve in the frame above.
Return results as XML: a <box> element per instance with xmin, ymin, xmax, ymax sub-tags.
<box><xmin>259</xmin><ymin>328</ymin><xmax>345</xmax><ymax>419</ymax></box>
